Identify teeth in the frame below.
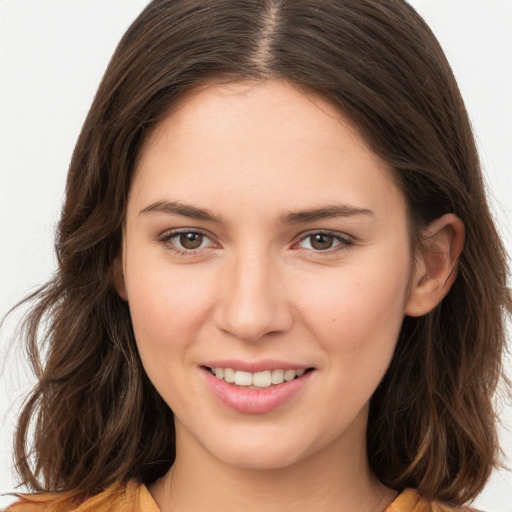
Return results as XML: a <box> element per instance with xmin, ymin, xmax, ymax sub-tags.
<box><xmin>212</xmin><ymin>367</ymin><xmax>307</xmax><ymax>388</ymax></box>
<box><xmin>284</xmin><ymin>369</ymin><xmax>296</xmax><ymax>381</ymax></box>
<box><xmin>271</xmin><ymin>369</ymin><xmax>284</xmax><ymax>385</ymax></box>
<box><xmin>234</xmin><ymin>370</ymin><xmax>252</xmax><ymax>386</ymax></box>
<box><xmin>224</xmin><ymin>368</ymin><xmax>235</xmax><ymax>383</ymax></box>
<box><xmin>252</xmin><ymin>371</ymin><xmax>272</xmax><ymax>388</ymax></box>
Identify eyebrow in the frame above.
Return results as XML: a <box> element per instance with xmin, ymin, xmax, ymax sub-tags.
<box><xmin>279</xmin><ymin>204</ymin><xmax>374</xmax><ymax>224</ymax></box>
<box><xmin>140</xmin><ymin>200</ymin><xmax>222</xmax><ymax>223</ymax></box>
<box><xmin>140</xmin><ymin>200</ymin><xmax>374</xmax><ymax>225</ymax></box>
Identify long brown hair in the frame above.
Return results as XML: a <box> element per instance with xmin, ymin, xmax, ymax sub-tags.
<box><xmin>12</xmin><ymin>0</ymin><xmax>511</xmax><ymax>505</ymax></box>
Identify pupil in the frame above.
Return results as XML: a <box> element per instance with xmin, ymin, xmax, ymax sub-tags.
<box><xmin>180</xmin><ymin>232</ymin><xmax>203</xmax><ymax>249</ymax></box>
<box><xmin>311</xmin><ymin>234</ymin><xmax>333</xmax><ymax>250</ymax></box>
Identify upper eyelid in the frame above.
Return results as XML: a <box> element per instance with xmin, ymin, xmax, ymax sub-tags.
<box><xmin>157</xmin><ymin>228</ymin><xmax>351</xmax><ymax>238</ymax></box>
<box><xmin>292</xmin><ymin>230</ymin><xmax>356</xmax><ymax>253</ymax></box>
<box><xmin>295</xmin><ymin>229</ymin><xmax>354</xmax><ymax>243</ymax></box>
<box><xmin>159</xmin><ymin>227</ymin><xmax>214</xmax><ymax>240</ymax></box>
<box><xmin>157</xmin><ymin>228</ymin><xmax>219</xmax><ymax>251</ymax></box>
<box><xmin>157</xmin><ymin>228</ymin><xmax>354</xmax><ymax>249</ymax></box>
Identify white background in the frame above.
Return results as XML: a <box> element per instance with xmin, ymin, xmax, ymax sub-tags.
<box><xmin>0</xmin><ymin>1</ymin><xmax>511</xmax><ymax>510</ymax></box>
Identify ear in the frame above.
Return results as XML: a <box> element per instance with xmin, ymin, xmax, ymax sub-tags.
<box><xmin>112</xmin><ymin>255</ymin><xmax>128</xmax><ymax>301</ymax></box>
<box><xmin>405</xmin><ymin>213</ymin><xmax>465</xmax><ymax>317</ymax></box>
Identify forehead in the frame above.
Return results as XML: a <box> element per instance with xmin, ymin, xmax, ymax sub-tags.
<box><xmin>147</xmin><ymin>80</ymin><xmax>373</xmax><ymax>159</ymax></box>
<box><xmin>130</xmin><ymin>80</ymin><xmax>406</xmax><ymax>224</ymax></box>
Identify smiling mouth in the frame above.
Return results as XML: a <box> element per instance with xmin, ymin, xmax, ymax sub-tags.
<box><xmin>206</xmin><ymin>367</ymin><xmax>313</xmax><ymax>389</ymax></box>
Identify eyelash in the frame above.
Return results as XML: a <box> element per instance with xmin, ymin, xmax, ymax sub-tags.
<box><xmin>158</xmin><ymin>229</ymin><xmax>354</xmax><ymax>256</ymax></box>
<box><xmin>158</xmin><ymin>229</ymin><xmax>216</xmax><ymax>256</ymax></box>
<box><xmin>294</xmin><ymin>230</ymin><xmax>354</xmax><ymax>254</ymax></box>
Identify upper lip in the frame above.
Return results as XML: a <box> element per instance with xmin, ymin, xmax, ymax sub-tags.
<box><xmin>202</xmin><ymin>360</ymin><xmax>313</xmax><ymax>373</ymax></box>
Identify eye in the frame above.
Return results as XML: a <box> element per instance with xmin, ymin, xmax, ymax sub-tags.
<box><xmin>297</xmin><ymin>231</ymin><xmax>353</xmax><ymax>252</ymax></box>
<box><xmin>159</xmin><ymin>229</ymin><xmax>215</xmax><ymax>253</ymax></box>
<box><xmin>177</xmin><ymin>232</ymin><xmax>206</xmax><ymax>250</ymax></box>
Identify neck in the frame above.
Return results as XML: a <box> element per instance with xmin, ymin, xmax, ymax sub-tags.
<box><xmin>150</xmin><ymin>418</ymin><xmax>396</xmax><ymax>512</ymax></box>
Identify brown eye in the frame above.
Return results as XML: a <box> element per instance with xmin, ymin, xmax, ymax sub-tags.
<box><xmin>179</xmin><ymin>232</ymin><xmax>204</xmax><ymax>249</ymax></box>
<box><xmin>160</xmin><ymin>229</ymin><xmax>216</xmax><ymax>254</ymax></box>
<box><xmin>296</xmin><ymin>231</ymin><xmax>352</xmax><ymax>252</ymax></box>
<box><xmin>309</xmin><ymin>233</ymin><xmax>335</xmax><ymax>250</ymax></box>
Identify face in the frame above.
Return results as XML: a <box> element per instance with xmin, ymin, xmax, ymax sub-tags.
<box><xmin>120</xmin><ymin>81</ymin><xmax>416</xmax><ymax>471</ymax></box>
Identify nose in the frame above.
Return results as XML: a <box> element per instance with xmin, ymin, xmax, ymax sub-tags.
<box><xmin>214</xmin><ymin>251</ymin><xmax>293</xmax><ymax>342</ymax></box>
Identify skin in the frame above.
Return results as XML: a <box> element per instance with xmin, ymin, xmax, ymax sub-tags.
<box><xmin>116</xmin><ymin>80</ymin><xmax>464</xmax><ymax>512</ymax></box>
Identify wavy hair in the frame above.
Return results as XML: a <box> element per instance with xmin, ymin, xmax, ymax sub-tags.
<box><xmin>12</xmin><ymin>0</ymin><xmax>511</xmax><ymax>505</ymax></box>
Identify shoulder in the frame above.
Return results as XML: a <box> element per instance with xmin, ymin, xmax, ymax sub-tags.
<box><xmin>4</xmin><ymin>480</ymin><xmax>160</xmax><ymax>512</ymax></box>
<box><xmin>386</xmin><ymin>489</ymin><xmax>484</xmax><ymax>512</ymax></box>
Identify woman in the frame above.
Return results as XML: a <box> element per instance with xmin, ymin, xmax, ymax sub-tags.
<box><xmin>5</xmin><ymin>1</ymin><xmax>510</xmax><ymax>511</ymax></box>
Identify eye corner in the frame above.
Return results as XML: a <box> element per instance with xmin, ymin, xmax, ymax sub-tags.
<box><xmin>292</xmin><ymin>230</ymin><xmax>355</xmax><ymax>254</ymax></box>
<box><xmin>157</xmin><ymin>228</ymin><xmax>220</xmax><ymax>256</ymax></box>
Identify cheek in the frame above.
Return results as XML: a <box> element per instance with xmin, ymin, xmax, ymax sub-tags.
<box><xmin>124</xmin><ymin>260</ymin><xmax>218</xmax><ymax>410</ymax></box>
<box><xmin>125</xmin><ymin>257</ymin><xmax>215</xmax><ymax>352</ymax></box>
<box><xmin>296</xmin><ymin>255</ymin><xmax>411</xmax><ymax>360</ymax></box>
<box><xmin>295</xmin><ymin>260</ymin><xmax>411</xmax><ymax>417</ymax></box>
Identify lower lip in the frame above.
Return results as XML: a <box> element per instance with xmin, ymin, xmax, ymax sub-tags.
<box><xmin>202</xmin><ymin>368</ymin><xmax>313</xmax><ymax>414</ymax></box>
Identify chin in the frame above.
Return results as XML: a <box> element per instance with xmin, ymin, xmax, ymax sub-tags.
<box><xmin>215</xmin><ymin>446</ymin><xmax>306</xmax><ymax>471</ymax></box>
<box><xmin>194</xmin><ymin>426</ymin><xmax>336</xmax><ymax>472</ymax></box>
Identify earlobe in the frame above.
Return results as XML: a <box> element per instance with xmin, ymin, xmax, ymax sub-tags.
<box><xmin>405</xmin><ymin>213</ymin><xmax>465</xmax><ymax>317</ymax></box>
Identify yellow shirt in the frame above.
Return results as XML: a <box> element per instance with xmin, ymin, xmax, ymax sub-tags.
<box><xmin>7</xmin><ymin>480</ymin><xmax>479</xmax><ymax>512</ymax></box>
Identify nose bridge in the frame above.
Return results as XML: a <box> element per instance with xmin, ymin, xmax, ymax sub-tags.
<box><xmin>215</xmin><ymin>246</ymin><xmax>292</xmax><ymax>342</ymax></box>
